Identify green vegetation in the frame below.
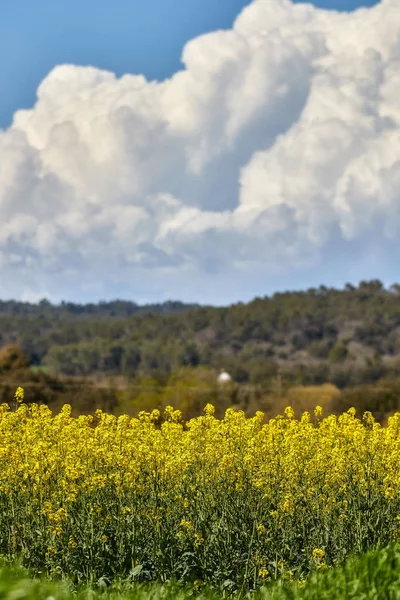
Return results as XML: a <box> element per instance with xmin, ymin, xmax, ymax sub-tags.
<box><xmin>1</xmin><ymin>541</ymin><xmax>400</xmax><ymax>598</ymax></box>
<box><xmin>4</xmin><ymin>280</ymin><xmax>400</xmax><ymax>421</ymax></box>
<box><xmin>2</xmin><ymin>280</ymin><xmax>400</xmax><ymax>389</ymax></box>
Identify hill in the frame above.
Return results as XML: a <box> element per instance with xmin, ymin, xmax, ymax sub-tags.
<box><xmin>2</xmin><ymin>279</ymin><xmax>400</xmax><ymax>393</ymax></box>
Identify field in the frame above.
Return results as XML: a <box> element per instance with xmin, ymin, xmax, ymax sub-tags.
<box><xmin>1</xmin><ymin>386</ymin><xmax>400</xmax><ymax>597</ymax></box>
<box><xmin>2</xmin><ymin>541</ymin><xmax>400</xmax><ymax>598</ymax></box>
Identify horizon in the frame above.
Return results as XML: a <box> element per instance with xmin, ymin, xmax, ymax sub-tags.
<box><xmin>0</xmin><ymin>277</ymin><xmax>396</xmax><ymax>309</ymax></box>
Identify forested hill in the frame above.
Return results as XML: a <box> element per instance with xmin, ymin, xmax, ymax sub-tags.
<box><xmin>0</xmin><ymin>298</ymin><xmax>200</xmax><ymax>318</ymax></box>
<box><xmin>2</xmin><ymin>279</ymin><xmax>400</xmax><ymax>390</ymax></box>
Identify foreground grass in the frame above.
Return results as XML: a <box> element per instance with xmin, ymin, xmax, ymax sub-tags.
<box><xmin>1</xmin><ymin>541</ymin><xmax>400</xmax><ymax>599</ymax></box>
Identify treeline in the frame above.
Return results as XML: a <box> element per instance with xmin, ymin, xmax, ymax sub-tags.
<box><xmin>0</xmin><ymin>298</ymin><xmax>199</xmax><ymax>318</ymax></box>
<box><xmin>1</xmin><ymin>280</ymin><xmax>400</xmax><ymax>392</ymax></box>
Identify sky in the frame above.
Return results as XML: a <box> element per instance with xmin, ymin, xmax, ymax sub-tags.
<box><xmin>2</xmin><ymin>0</ymin><xmax>398</xmax><ymax>307</ymax></box>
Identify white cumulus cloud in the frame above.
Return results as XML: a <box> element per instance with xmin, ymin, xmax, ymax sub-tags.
<box><xmin>1</xmin><ymin>0</ymin><xmax>400</xmax><ymax>304</ymax></box>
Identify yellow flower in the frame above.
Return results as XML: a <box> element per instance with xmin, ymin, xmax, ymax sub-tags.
<box><xmin>258</xmin><ymin>567</ymin><xmax>269</xmax><ymax>579</ymax></box>
<box><xmin>312</xmin><ymin>548</ymin><xmax>325</xmax><ymax>561</ymax></box>
<box><xmin>194</xmin><ymin>532</ymin><xmax>204</xmax><ymax>547</ymax></box>
<box><xmin>14</xmin><ymin>387</ymin><xmax>24</xmax><ymax>404</ymax></box>
<box><xmin>204</xmin><ymin>403</ymin><xmax>215</xmax><ymax>416</ymax></box>
<box><xmin>314</xmin><ymin>405</ymin><xmax>323</xmax><ymax>418</ymax></box>
<box><xmin>5</xmin><ymin>393</ymin><xmax>400</xmax><ymax>591</ymax></box>
<box><xmin>179</xmin><ymin>519</ymin><xmax>193</xmax><ymax>530</ymax></box>
<box><xmin>150</xmin><ymin>409</ymin><xmax>161</xmax><ymax>422</ymax></box>
<box><xmin>284</xmin><ymin>406</ymin><xmax>295</xmax><ymax>420</ymax></box>
<box><xmin>282</xmin><ymin>496</ymin><xmax>295</xmax><ymax>515</ymax></box>
<box><xmin>193</xmin><ymin>579</ymin><xmax>203</xmax><ymax>591</ymax></box>
<box><xmin>46</xmin><ymin>545</ymin><xmax>57</xmax><ymax>556</ymax></box>
<box><xmin>257</xmin><ymin>524</ymin><xmax>266</xmax><ymax>536</ymax></box>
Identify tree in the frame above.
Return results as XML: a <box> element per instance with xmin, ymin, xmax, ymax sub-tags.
<box><xmin>389</xmin><ymin>284</ymin><xmax>400</xmax><ymax>295</ymax></box>
<box><xmin>358</xmin><ymin>280</ymin><xmax>384</xmax><ymax>292</ymax></box>
<box><xmin>179</xmin><ymin>342</ymin><xmax>200</xmax><ymax>367</ymax></box>
<box><xmin>329</xmin><ymin>342</ymin><xmax>348</xmax><ymax>363</ymax></box>
<box><xmin>0</xmin><ymin>344</ymin><xmax>30</xmax><ymax>371</ymax></box>
<box><xmin>121</xmin><ymin>345</ymin><xmax>141</xmax><ymax>375</ymax></box>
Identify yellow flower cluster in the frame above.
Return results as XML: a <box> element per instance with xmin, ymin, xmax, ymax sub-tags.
<box><xmin>14</xmin><ymin>386</ymin><xmax>24</xmax><ymax>404</ymax></box>
<box><xmin>1</xmin><ymin>391</ymin><xmax>400</xmax><ymax>591</ymax></box>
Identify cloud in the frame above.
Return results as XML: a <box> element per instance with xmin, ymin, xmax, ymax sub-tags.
<box><xmin>1</xmin><ymin>0</ymin><xmax>400</xmax><ymax>304</ymax></box>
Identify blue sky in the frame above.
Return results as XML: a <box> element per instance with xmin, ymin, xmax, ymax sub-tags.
<box><xmin>2</xmin><ymin>0</ymin><xmax>396</xmax><ymax>307</ymax></box>
<box><xmin>0</xmin><ymin>0</ymin><xmax>379</xmax><ymax>129</ymax></box>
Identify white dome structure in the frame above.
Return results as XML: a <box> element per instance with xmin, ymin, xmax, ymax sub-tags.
<box><xmin>217</xmin><ymin>369</ymin><xmax>232</xmax><ymax>384</ymax></box>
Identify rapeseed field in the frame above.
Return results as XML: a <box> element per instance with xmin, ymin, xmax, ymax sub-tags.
<box><xmin>1</xmin><ymin>386</ymin><xmax>400</xmax><ymax>594</ymax></box>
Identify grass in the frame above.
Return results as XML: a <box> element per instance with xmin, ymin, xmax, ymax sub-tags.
<box><xmin>1</xmin><ymin>541</ymin><xmax>400</xmax><ymax>599</ymax></box>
